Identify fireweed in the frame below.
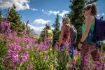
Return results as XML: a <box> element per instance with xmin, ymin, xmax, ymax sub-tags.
<box><xmin>0</xmin><ymin>21</ymin><xmax>105</xmax><ymax>70</ymax></box>
<box><xmin>0</xmin><ymin>21</ymin><xmax>33</xmax><ymax>68</ymax></box>
<box><xmin>0</xmin><ymin>21</ymin><xmax>51</xmax><ymax>69</ymax></box>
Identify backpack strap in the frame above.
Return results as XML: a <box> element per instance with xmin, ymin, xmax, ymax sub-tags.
<box><xmin>93</xmin><ymin>18</ymin><xmax>97</xmax><ymax>42</ymax></box>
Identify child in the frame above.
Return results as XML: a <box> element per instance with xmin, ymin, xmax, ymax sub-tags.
<box><xmin>59</xmin><ymin>16</ymin><xmax>77</xmax><ymax>66</ymax></box>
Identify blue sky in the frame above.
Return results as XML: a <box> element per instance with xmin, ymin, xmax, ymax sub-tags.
<box><xmin>18</xmin><ymin>0</ymin><xmax>70</xmax><ymax>33</ymax></box>
<box><xmin>0</xmin><ymin>0</ymin><xmax>105</xmax><ymax>34</ymax></box>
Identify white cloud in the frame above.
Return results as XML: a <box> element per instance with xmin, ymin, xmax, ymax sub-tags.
<box><xmin>28</xmin><ymin>24</ymin><xmax>54</xmax><ymax>34</ymax></box>
<box><xmin>0</xmin><ymin>0</ymin><xmax>30</xmax><ymax>11</ymax></box>
<box><xmin>42</xmin><ymin>9</ymin><xmax>45</xmax><ymax>13</ymax></box>
<box><xmin>31</xmin><ymin>8</ymin><xmax>38</xmax><ymax>11</ymax></box>
<box><xmin>97</xmin><ymin>14</ymin><xmax>100</xmax><ymax>17</ymax></box>
<box><xmin>102</xmin><ymin>13</ymin><xmax>105</xmax><ymax>16</ymax></box>
<box><xmin>48</xmin><ymin>10</ymin><xmax>60</xmax><ymax>15</ymax></box>
<box><xmin>42</xmin><ymin>10</ymin><xmax>69</xmax><ymax>17</ymax></box>
<box><xmin>41</xmin><ymin>9</ymin><xmax>50</xmax><ymax>15</ymax></box>
<box><xmin>28</xmin><ymin>24</ymin><xmax>44</xmax><ymax>34</ymax></box>
<box><xmin>59</xmin><ymin>10</ymin><xmax>69</xmax><ymax>17</ymax></box>
<box><xmin>97</xmin><ymin>13</ymin><xmax>105</xmax><ymax>17</ymax></box>
<box><xmin>33</xmin><ymin>19</ymin><xmax>51</xmax><ymax>25</ymax></box>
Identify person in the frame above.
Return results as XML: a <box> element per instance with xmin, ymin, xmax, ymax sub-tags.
<box><xmin>78</xmin><ymin>3</ymin><xmax>105</xmax><ymax>70</ymax></box>
<box><xmin>59</xmin><ymin>16</ymin><xmax>71</xmax><ymax>50</ymax></box>
<box><xmin>59</xmin><ymin>16</ymin><xmax>77</xmax><ymax>67</ymax></box>
<box><xmin>45</xmin><ymin>25</ymin><xmax>53</xmax><ymax>45</ymax></box>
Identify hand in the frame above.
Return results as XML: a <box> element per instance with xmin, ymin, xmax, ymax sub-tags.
<box><xmin>78</xmin><ymin>42</ymin><xmax>82</xmax><ymax>50</ymax></box>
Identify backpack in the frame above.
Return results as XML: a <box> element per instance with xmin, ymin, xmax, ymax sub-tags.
<box><xmin>70</xmin><ymin>25</ymin><xmax>77</xmax><ymax>44</ymax></box>
<box><xmin>93</xmin><ymin>18</ymin><xmax>105</xmax><ymax>42</ymax></box>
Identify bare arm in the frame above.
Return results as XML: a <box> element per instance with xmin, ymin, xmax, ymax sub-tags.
<box><xmin>80</xmin><ymin>16</ymin><xmax>93</xmax><ymax>42</ymax></box>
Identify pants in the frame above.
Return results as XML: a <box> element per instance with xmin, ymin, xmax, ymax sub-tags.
<box><xmin>81</xmin><ymin>43</ymin><xmax>105</xmax><ymax>70</ymax></box>
<box><xmin>69</xmin><ymin>46</ymin><xmax>74</xmax><ymax>59</ymax></box>
<box><xmin>60</xmin><ymin>44</ymin><xmax>74</xmax><ymax>59</ymax></box>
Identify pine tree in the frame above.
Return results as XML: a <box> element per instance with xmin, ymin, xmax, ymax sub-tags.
<box><xmin>68</xmin><ymin>0</ymin><xmax>86</xmax><ymax>45</ymax></box>
<box><xmin>52</xmin><ymin>14</ymin><xmax>60</xmax><ymax>46</ymax></box>
<box><xmin>7</xmin><ymin>5</ymin><xmax>25</xmax><ymax>34</ymax></box>
<box><xmin>0</xmin><ymin>10</ymin><xmax>2</xmax><ymax>22</ymax></box>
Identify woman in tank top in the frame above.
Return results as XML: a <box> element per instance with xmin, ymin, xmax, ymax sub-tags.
<box><xmin>78</xmin><ymin>3</ymin><xmax>105</xmax><ymax>70</ymax></box>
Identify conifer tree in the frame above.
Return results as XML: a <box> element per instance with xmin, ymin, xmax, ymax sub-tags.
<box><xmin>52</xmin><ymin>14</ymin><xmax>60</xmax><ymax>46</ymax></box>
<box><xmin>7</xmin><ymin>5</ymin><xmax>25</xmax><ymax>34</ymax></box>
<box><xmin>0</xmin><ymin>10</ymin><xmax>2</xmax><ymax>22</ymax></box>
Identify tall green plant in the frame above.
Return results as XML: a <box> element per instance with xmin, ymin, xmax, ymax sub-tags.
<box><xmin>0</xmin><ymin>10</ymin><xmax>2</xmax><ymax>22</ymax></box>
<box><xmin>52</xmin><ymin>14</ymin><xmax>60</xmax><ymax>46</ymax></box>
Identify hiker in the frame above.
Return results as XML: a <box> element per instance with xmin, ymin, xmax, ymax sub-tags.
<box><xmin>78</xmin><ymin>3</ymin><xmax>105</xmax><ymax>70</ymax></box>
<box><xmin>59</xmin><ymin>16</ymin><xmax>77</xmax><ymax>66</ymax></box>
<box><xmin>45</xmin><ymin>25</ymin><xmax>53</xmax><ymax>45</ymax></box>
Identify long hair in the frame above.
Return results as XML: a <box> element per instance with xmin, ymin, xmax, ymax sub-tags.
<box><xmin>84</xmin><ymin>3</ymin><xmax>97</xmax><ymax>16</ymax></box>
<box><xmin>62</xmin><ymin>16</ymin><xmax>71</xmax><ymax>26</ymax></box>
<box><xmin>59</xmin><ymin>16</ymin><xmax>71</xmax><ymax>45</ymax></box>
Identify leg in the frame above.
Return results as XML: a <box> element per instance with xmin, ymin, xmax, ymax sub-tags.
<box><xmin>81</xmin><ymin>44</ymin><xmax>90</xmax><ymax>70</ymax></box>
<box><xmin>70</xmin><ymin>47</ymin><xmax>76</xmax><ymax>69</ymax></box>
<box><xmin>70</xmin><ymin>46</ymin><xmax>74</xmax><ymax>59</ymax></box>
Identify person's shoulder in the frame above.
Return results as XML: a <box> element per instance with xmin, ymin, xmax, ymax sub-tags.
<box><xmin>71</xmin><ymin>25</ymin><xmax>76</xmax><ymax>30</ymax></box>
<box><xmin>70</xmin><ymin>25</ymin><xmax>74</xmax><ymax>28</ymax></box>
<box><xmin>69</xmin><ymin>25</ymin><xmax>73</xmax><ymax>30</ymax></box>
